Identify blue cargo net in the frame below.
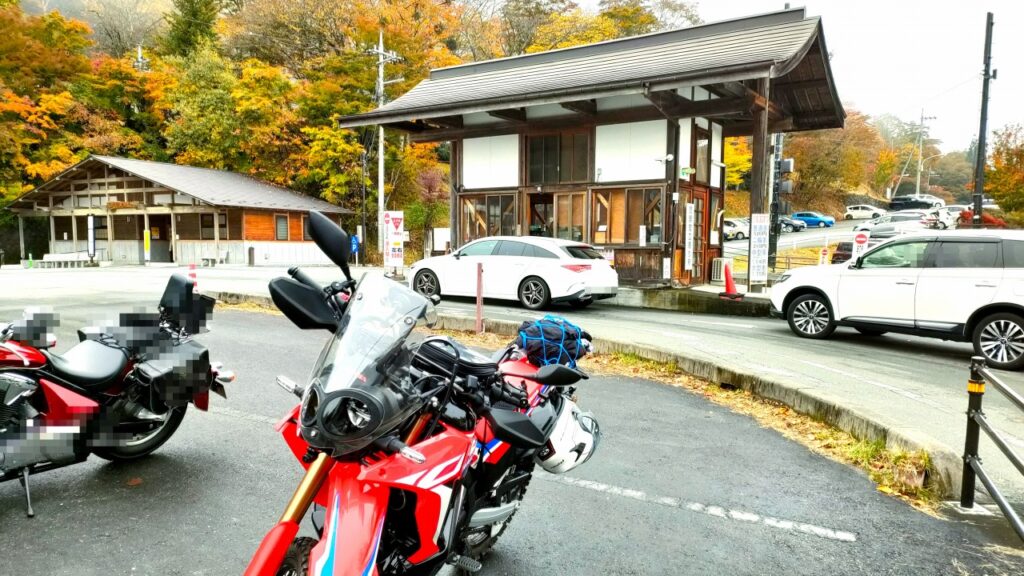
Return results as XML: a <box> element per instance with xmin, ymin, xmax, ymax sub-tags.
<box><xmin>516</xmin><ymin>315</ymin><xmax>587</xmax><ymax>368</ymax></box>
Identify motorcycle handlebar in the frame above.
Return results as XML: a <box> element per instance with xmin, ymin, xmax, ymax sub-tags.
<box><xmin>288</xmin><ymin>267</ymin><xmax>322</xmax><ymax>292</ymax></box>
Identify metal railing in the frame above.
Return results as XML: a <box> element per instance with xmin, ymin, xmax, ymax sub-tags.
<box><xmin>961</xmin><ymin>356</ymin><xmax>1024</xmax><ymax>542</ymax></box>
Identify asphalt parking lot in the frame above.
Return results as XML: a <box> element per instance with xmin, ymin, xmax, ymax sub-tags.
<box><xmin>2</xmin><ymin>299</ymin><xmax>1022</xmax><ymax>576</ymax></box>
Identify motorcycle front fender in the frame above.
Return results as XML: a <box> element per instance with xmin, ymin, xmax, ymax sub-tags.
<box><xmin>309</xmin><ymin>462</ymin><xmax>390</xmax><ymax>575</ymax></box>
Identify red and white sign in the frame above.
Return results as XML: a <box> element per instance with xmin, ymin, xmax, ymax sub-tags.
<box><xmin>819</xmin><ymin>247</ymin><xmax>829</xmax><ymax>265</ymax></box>
<box><xmin>384</xmin><ymin>210</ymin><xmax>405</xmax><ymax>268</ymax></box>
<box><xmin>851</xmin><ymin>231</ymin><xmax>871</xmax><ymax>261</ymax></box>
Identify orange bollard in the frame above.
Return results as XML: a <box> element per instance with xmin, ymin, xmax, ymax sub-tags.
<box><xmin>719</xmin><ymin>264</ymin><xmax>744</xmax><ymax>301</ymax></box>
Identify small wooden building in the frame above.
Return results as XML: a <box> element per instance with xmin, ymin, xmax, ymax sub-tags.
<box><xmin>7</xmin><ymin>155</ymin><xmax>349</xmax><ymax>266</ymax></box>
<box><xmin>337</xmin><ymin>8</ymin><xmax>843</xmax><ymax>284</ymax></box>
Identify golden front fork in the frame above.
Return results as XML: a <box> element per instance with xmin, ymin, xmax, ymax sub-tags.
<box><xmin>279</xmin><ymin>452</ymin><xmax>333</xmax><ymax>524</ymax></box>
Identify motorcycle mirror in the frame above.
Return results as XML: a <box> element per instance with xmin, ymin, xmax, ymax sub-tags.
<box><xmin>308</xmin><ymin>211</ymin><xmax>352</xmax><ymax>281</ymax></box>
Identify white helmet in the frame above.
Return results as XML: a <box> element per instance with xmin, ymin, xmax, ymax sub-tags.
<box><xmin>536</xmin><ymin>398</ymin><xmax>601</xmax><ymax>474</ymax></box>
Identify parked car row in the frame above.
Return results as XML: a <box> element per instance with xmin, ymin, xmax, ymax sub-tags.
<box><xmin>772</xmin><ymin>229</ymin><xmax>1024</xmax><ymax>370</ymax></box>
<box><xmin>723</xmin><ymin>216</ymin><xmax>809</xmax><ymax>241</ymax></box>
<box><xmin>890</xmin><ymin>194</ymin><xmax>945</xmax><ymax>211</ymax></box>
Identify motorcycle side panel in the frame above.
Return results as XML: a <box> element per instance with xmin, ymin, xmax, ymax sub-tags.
<box><xmin>39</xmin><ymin>378</ymin><xmax>99</xmax><ymax>423</ymax></box>
<box><xmin>309</xmin><ymin>463</ymin><xmax>389</xmax><ymax>576</ymax></box>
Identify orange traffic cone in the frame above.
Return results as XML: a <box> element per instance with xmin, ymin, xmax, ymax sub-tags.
<box><xmin>719</xmin><ymin>263</ymin><xmax>744</xmax><ymax>301</ymax></box>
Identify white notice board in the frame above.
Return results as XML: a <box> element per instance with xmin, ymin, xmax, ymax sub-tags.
<box><xmin>749</xmin><ymin>213</ymin><xmax>770</xmax><ymax>283</ymax></box>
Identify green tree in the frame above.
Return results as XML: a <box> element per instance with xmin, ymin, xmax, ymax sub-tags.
<box><xmin>163</xmin><ymin>0</ymin><xmax>219</xmax><ymax>57</ymax></box>
<box><xmin>786</xmin><ymin>109</ymin><xmax>883</xmax><ymax>202</ymax></box>
<box><xmin>162</xmin><ymin>44</ymin><xmax>241</xmax><ymax>168</ymax></box>
<box><xmin>723</xmin><ymin>137</ymin><xmax>751</xmax><ymax>191</ymax></box>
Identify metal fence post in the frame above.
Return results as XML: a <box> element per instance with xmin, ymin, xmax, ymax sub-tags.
<box><xmin>961</xmin><ymin>356</ymin><xmax>987</xmax><ymax>508</ymax></box>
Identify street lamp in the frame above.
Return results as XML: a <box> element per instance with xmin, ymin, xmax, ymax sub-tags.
<box><xmin>915</xmin><ymin>153</ymin><xmax>943</xmax><ymax>195</ymax></box>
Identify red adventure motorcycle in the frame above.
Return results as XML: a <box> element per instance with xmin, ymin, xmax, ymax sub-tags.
<box><xmin>0</xmin><ymin>274</ymin><xmax>234</xmax><ymax>516</ymax></box>
<box><xmin>245</xmin><ymin>211</ymin><xmax>601</xmax><ymax>575</ymax></box>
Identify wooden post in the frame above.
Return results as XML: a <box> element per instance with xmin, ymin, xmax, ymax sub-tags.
<box><xmin>49</xmin><ymin>215</ymin><xmax>56</xmax><ymax>254</ymax></box>
<box><xmin>107</xmin><ymin>210</ymin><xmax>115</xmax><ymax>262</ymax></box>
<box><xmin>17</xmin><ymin>215</ymin><xmax>25</xmax><ymax>261</ymax></box>
<box><xmin>71</xmin><ymin>214</ymin><xmax>78</xmax><ymax>251</ymax></box>
<box><xmin>213</xmin><ymin>210</ymin><xmax>221</xmax><ymax>263</ymax></box>
<box><xmin>747</xmin><ymin>76</ymin><xmax>770</xmax><ymax>292</ymax></box>
<box><xmin>170</xmin><ymin>209</ymin><xmax>177</xmax><ymax>264</ymax></box>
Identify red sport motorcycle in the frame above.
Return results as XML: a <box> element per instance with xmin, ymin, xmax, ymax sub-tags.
<box><xmin>245</xmin><ymin>211</ymin><xmax>601</xmax><ymax>575</ymax></box>
<box><xmin>0</xmin><ymin>274</ymin><xmax>234</xmax><ymax>516</ymax></box>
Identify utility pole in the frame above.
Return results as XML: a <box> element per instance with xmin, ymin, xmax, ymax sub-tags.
<box><xmin>367</xmin><ymin>30</ymin><xmax>403</xmax><ymax>255</ymax></box>
<box><xmin>973</xmin><ymin>12</ymin><xmax>995</xmax><ymax>228</ymax></box>
<box><xmin>914</xmin><ymin>109</ymin><xmax>936</xmax><ymax>196</ymax></box>
<box><xmin>361</xmin><ymin>150</ymin><xmax>368</xmax><ymax>261</ymax></box>
<box><xmin>768</xmin><ymin>132</ymin><xmax>784</xmax><ymax>269</ymax></box>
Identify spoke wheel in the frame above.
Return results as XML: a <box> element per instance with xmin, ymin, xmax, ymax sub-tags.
<box><xmin>787</xmin><ymin>294</ymin><xmax>835</xmax><ymax>339</ymax></box>
<box><xmin>974</xmin><ymin>313</ymin><xmax>1024</xmax><ymax>370</ymax></box>
<box><xmin>414</xmin><ymin>270</ymin><xmax>440</xmax><ymax>297</ymax></box>
<box><xmin>519</xmin><ymin>277</ymin><xmax>550</xmax><ymax>310</ymax></box>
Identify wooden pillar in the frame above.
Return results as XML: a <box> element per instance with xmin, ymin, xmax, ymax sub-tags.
<box><xmin>49</xmin><ymin>214</ymin><xmax>56</xmax><ymax>253</ymax></box>
<box><xmin>170</xmin><ymin>210</ymin><xmax>177</xmax><ymax>264</ymax></box>
<box><xmin>71</xmin><ymin>214</ymin><xmax>78</xmax><ymax>251</ymax></box>
<box><xmin>213</xmin><ymin>210</ymin><xmax>220</xmax><ymax>263</ymax></box>
<box><xmin>748</xmin><ymin>76</ymin><xmax>770</xmax><ymax>293</ymax></box>
<box><xmin>18</xmin><ymin>215</ymin><xmax>25</xmax><ymax>260</ymax></box>
<box><xmin>107</xmin><ymin>210</ymin><xmax>114</xmax><ymax>261</ymax></box>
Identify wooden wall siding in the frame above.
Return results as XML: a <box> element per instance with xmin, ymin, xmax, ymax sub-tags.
<box><xmin>175</xmin><ymin>213</ymin><xmax>201</xmax><ymax>240</ymax></box>
<box><xmin>112</xmin><ymin>215</ymin><xmax>139</xmax><ymax>239</ymax></box>
<box><xmin>244</xmin><ymin>211</ymin><xmax>276</xmax><ymax>241</ymax></box>
<box><xmin>289</xmin><ymin>213</ymin><xmax>303</xmax><ymax>241</ymax></box>
<box><xmin>228</xmin><ymin>209</ymin><xmax>243</xmax><ymax>240</ymax></box>
<box><xmin>614</xmin><ymin>248</ymin><xmax>662</xmax><ymax>282</ymax></box>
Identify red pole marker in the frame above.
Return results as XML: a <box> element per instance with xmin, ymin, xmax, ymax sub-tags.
<box><xmin>188</xmin><ymin>263</ymin><xmax>197</xmax><ymax>289</ymax></box>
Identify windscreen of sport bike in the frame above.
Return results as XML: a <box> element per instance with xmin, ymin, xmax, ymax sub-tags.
<box><xmin>312</xmin><ymin>275</ymin><xmax>434</xmax><ymax>393</ymax></box>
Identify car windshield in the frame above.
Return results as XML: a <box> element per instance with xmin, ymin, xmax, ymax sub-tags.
<box><xmin>312</xmin><ymin>275</ymin><xmax>433</xmax><ymax>394</ymax></box>
<box><xmin>564</xmin><ymin>245</ymin><xmax>604</xmax><ymax>259</ymax></box>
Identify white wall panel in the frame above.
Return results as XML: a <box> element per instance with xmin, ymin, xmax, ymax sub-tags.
<box><xmin>595</xmin><ymin>120</ymin><xmax>667</xmax><ymax>183</ymax></box>
<box><xmin>678</xmin><ymin>119</ymin><xmax>692</xmax><ymax>174</ymax></box>
<box><xmin>462</xmin><ymin>135</ymin><xmax>519</xmax><ymax>189</ymax></box>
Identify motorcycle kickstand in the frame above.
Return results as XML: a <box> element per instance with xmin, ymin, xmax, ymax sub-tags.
<box><xmin>18</xmin><ymin>468</ymin><xmax>35</xmax><ymax>518</ymax></box>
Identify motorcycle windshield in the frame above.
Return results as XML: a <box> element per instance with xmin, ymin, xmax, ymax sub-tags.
<box><xmin>314</xmin><ymin>275</ymin><xmax>433</xmax><ymax>393</ymax></box>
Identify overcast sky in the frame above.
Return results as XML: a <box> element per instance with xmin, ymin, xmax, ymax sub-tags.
<box><xmin>583</xmin><ymin>0</ymin><xmax>1022</xmax><ymax>152</ymax></box>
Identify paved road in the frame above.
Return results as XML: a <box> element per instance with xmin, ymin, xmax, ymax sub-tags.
<box><xmin>3</xmin><ymin>264</ymin><xmax>1024</xmax><ymax>503</ymax></box>
<box><xmin>723</xmin><ymin>219</ymin><xmax>859</xmax><ymax>257</ymax></box>
<box><xmin>1</xmin><ymin>302</ymin><xmax>1020</xmax><ymax>575</ymax></box>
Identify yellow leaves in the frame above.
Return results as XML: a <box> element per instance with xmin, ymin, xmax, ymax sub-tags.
<box><xmin>723</xmin><ymin>137</ymin><xmax>752</xmax><ymax>190</ymax></box>
<box><xmin>527</xmin><ymin>9</ymin><xmax>619</xmax><ymax>52</ymax></box>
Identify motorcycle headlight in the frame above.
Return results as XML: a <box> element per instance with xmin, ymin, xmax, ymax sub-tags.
<box><xmin>319</xmin><ymin>389</ymin><xmax>385</xmax><ymax>438</ymax></box>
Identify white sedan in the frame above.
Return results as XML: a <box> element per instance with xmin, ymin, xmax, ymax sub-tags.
<box><xmin>844</xmin><ymin>205</ymin><xmax>886</xmax><ymax>220</ymax></box>
<box><xmin>409</xmin><ymin>236</ymin><xmax>619</xmax><ymax>310</ymax></box>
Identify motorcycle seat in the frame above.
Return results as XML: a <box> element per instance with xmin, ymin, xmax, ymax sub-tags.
<box><xmin>43</xmin><ymin>339</ymin><xmax>128</xmax><ymax>389</ymax></box>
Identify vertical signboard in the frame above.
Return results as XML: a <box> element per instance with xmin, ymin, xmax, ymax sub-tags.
<box><xmin>87</xmin><ymin>215</ymin><xmax>96</xmax><ymax>260</ymax></box>
<box><xmin>749</xmin><ymin>213</ymin><xmax>770</xmax><ymax>283</ymax></box>
<box><xmin>851</xmin><ymin>231</ymin><xmax>871</xmax><ymax>261</ymax></box>
<box><xmin>684</xmin><ymin>203</ymin><xmax>695</xmax><ymax>271</ymax></box>
<box><xmin>143</xmin><ymin>229</ymin><xmax>151</xmax><ymax>262</ymax></box>
<box><xmin>383</xmin><ymin>210</ymin><xmax>405</xmax><ymax>268</ymax></box>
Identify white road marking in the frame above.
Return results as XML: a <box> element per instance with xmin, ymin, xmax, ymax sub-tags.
<box><xmin>682</xmin><ymin>318</ymin><xmax>758</xmax><ymax>329</ymax></box>
<box><xmin>542</xmin><ymin>474</ymin><xmax>857</xmax><ymax>543</ymax></box>
<box><xmin>209</xmin><ymin>405</ymin><xmax>280</xmax><ymax>425</ymax></box>
<box><xmin>800</xmin><ymin>360</ymin><xmax>951</xmax><ymax>413</ymax></box>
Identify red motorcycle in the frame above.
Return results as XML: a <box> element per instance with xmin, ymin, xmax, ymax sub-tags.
<box><xmin>0</xmin><ymin>274</ymin><xmax>233</xmax><ymax>516</ymax></box>
<box><xmin>245</xmin><ymin>212</ymin><xmax>600</xmax><ymax>575</ymax></box>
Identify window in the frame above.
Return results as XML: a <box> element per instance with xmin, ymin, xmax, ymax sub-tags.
<box><xmin>275</xmin><ymin>214</ymin><xmax>289</xmax><ymax>240</ymax></box>
<box><xmin>461</xmin><ymin>194</ymin><xmax>516</xmax><ymax>242</ymax></box>
<box><xmin>1004</xmin><ymin>241</ymin><xmax>1024</xmax><ymax>268</ymax></box>
<box><xmin>695</xmin><ymin>129</ymin><xmax>710</xmax><ymax>184</ymax></box>
<box><xmin>459</xmin><ymin>239</ymin><xmax>499</xmax><ymax>257</ymax></box>
<box><xmin>555</xmin><ymin>192</ymin><xmax>585</xmax><ymax>241</ymax></box>
<box><xmin>563</xmin><ymin>245</ymin><xmax>603</xmax><ymax>259</ymax></box>
<box><xmin>528</xmin><ymin>245</ymin><xmax>558</xmax><ymax>258</ymax></box>
<box><xmin>201</xmin><ymin>213</ymin><xmax>228</xmax><ymax>240</ymax></box>
<box><xmin>861</xmin><ymin>241</ymin><xmax>930</xmax><ymax>268</ymax></box>
<box><xmin>302</xmin><ymin>216</ymin><xmax>312</xmax><ymax>241</ymax></box>
<box><xmin>591</xmin><ymin>188</ymin><xmax>662</xmax><ymax>245</ymax></box>
<box><xmin>932</xmin><ymin>242</ymin><xmax>999</xmax><ymax>268</ymax></box>
<box><xmin>495</xmin><ymin>241</ymin><xmax>526</xmax><ymax>256</ymax></box>
<box><xmin>527</xmin><ymin>131</ymin><xmax>589</xmax><ymax>185</ymax></box>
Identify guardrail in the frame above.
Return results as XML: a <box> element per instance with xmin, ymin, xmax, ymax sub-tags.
<box><xmin>961</xmin><ymin>356</ymin><xmax>1024</xmax><ymax>542</ymax></box>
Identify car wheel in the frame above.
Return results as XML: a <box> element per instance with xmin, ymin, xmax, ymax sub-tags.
<box><xmin>735</xmin><ymin>232</ymin><xmax>746</xmax><ymax>240</ymax></box>
<box><xmin>519</xmin><ymin>277</ymin><xmax>551</xmax><ymax>310</ymax></box>
<box><xmin>786</xmin><ymin>294</ymin><xmax>836</xmax><ymax>339</ymax></box>
<box><xmin>939</xmin><ymin>222</ymin><xmax>948</xmax><ymax>229</ymax></box>
<box><xmin>818</xmin><ymin>222</ymin><xmax>826</xmax><ymax>228</ymax></box>
<box><xmin>844</xmin><ymin>214</ymin><xmax>852</xmax><ymax>220</ymax></box>
<box><xmin>855</xmin><ymin>328</ymin><xmax>887</xmax><ymax>337</ymax></box>
<box><xmin>973</xmin><ymin>313</ymin><xmax>1024</xmax><ymax>370</ymax></box>
<box><xmin>413</xmin><ymin>270</ymin><xmax>441</xmax><ymax>298</ymax></box>
<box><xmin>782</xmin><ymin>224</ymin><xmax>794</xmax><ymax>233</ymax></box>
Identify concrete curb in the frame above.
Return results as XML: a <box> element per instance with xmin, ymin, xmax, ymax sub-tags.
<box><xmin>211</xmin><ymin>290</ymin><xmax>961</xmax><ymax>497</ymax></box>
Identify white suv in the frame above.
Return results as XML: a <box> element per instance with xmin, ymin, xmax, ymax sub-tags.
<box><xmin>770</xmin><ymin>230</ymin><xmax>1024</xmax><ymax>370</ymax></box>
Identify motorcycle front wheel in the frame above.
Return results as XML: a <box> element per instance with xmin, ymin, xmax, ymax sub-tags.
<box><xmin>92</xmin><ymin>405</ymin><xmax>187</xmax><ymax>461</ymax></box>
<box><xmin>459</xmin><ymin>463</ymin><xmax>534</xmax><ymax>565</ymax></box>
<box><xmin>276</xmin><ymin>537</ymin><xmax>317</xmax><ymax>576</ymax></box>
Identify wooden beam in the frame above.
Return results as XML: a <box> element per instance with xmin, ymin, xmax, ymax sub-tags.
<box><xmin>487</xmin><ymin>108</ymin><xmax>526</xmax><ymax>123</ymax></box>
<box><xmin>773</xmin><ymin>78</ymin><xmax>829</xmax><ymax>92</ymax></box>
<box><xmin>644</xmin><ymin>90</ymin><xmax>753</xmax><ymax>119</ymax></box>
<box><xmin>410</xmin><ymin>106</ymin><xmax>667</xmax><ymax>142</ymax></box>
<box><xmin>560</xmin><ymin>99</ymin><xmax>596</xmax><ymax>116</ymax></box>
<box><xmin>427</xmin><ymin>115</ymin><xmax>463</xmax><ymax>129</ymax></box>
